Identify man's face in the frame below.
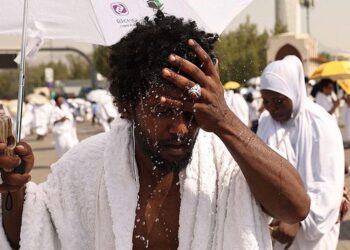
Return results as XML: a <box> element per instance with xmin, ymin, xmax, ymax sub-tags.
<box><xmin>132</xmin><ymin>84</ymin><xmax>199</xmax><ymax>171</ymax></box>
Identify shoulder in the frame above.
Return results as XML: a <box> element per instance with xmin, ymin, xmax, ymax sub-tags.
<box><xmin>46</xmin><ymin>131</ymin><xmax>109</xmax><ymax>183</ymax></box>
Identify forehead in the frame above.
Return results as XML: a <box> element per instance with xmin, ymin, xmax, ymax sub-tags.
<box><xmin>144</xmin><ymin>84</ymin><xmax>190</xmax><ymax>103</ymax></box>
<box><xmin>261</xmin><ymin>89</ymin><xmax>288</xmax><ymax>99</ymax></box>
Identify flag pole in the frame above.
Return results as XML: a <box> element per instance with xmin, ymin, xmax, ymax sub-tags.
<box><xmin>15</xmin><ymin>0</ymin><xmax>29</xmax><ymax>142</ymax></box>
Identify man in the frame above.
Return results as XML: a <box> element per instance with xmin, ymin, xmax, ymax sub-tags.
<box><xmin>223</xmin><ymin>81</ymin><xmax>249</xmax><ymax>126</ymax></box>
<box><xmin>0</xmin><ymin>12</ymin><xmax>309</xmax><ymax>250</ymax></box>
<box><xmin>50</xmin><ymin>94</ymin><xmax>79</xmax><ymax>158</ymax></box>
<box><xmin>32</xmin><ymin>92</ymin><xmax>53</xmax><ymax>140</ymax></box>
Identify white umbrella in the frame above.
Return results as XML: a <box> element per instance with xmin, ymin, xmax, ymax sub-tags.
<box><xmin>0</xmin><ymin>0</ymin><xmax>253</xmax><ymax>142</ymax></box>
<box><xmin>86</xmin><ymin>89</ymin><xmax>114</xmax><ymax>104</ymax></box>
<box><xmin>0</xmin><ymin>0</ymin><xmax>253</xmax><ymax>46</ymax></box>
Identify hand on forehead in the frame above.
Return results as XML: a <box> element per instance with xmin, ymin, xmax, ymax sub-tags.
<box><xmin>146</xmin><ymin>83</ymin><xmax>191</xmax><ymax>103</ymax></box>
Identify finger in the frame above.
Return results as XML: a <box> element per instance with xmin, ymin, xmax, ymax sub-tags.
<box><xmin>167</xmin><ymin>54</ymin><xmax>209</xmax><ymax>87</ymax></box>
<box><xmin>14</xmin><ymin>142</ymin><xmax>33</xmax><ymax>157</ymax></box>
<box><xmin>14</xmin><ymin>142</ymin><xmax>34</xmax><ymax>173</ymax></box>
<box><xmin>162</xmin><ymin>68</ymin><xmax>196</xmax><ymax>90</ymax></box>
<box><xmin>0</xmin><ymin>155</ymin><xmax>21</xmax><ymax>170</ymax></box>
<box><xmin>1</xmin><ymin>172</ymin><xmax>31</xmax><ymax>186</ymax></box>
<box><xmin>188</xmin><ymin>39</ymin><xmax>216</xmax><ymax>76</ymax></box>
<box><xmin>160</xmin><ymin>96</ymin><xmax>184</xmax><ymax>109</ymax></box>
<box><xmin>0</xmin><ymin>142</ymin><xmax>6</xmax><ymax>151</ymax></box>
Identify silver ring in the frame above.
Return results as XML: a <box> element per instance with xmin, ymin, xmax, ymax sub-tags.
<box><xmin>188</xmin><ymin>83</ymin><xmax>201</xmax><ymax>99</ymax></box>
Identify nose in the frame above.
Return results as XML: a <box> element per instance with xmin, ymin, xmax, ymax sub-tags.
<box><xmin>169</xmin><ymin>116</ymin><xmax>189</xmax><ymax>136</ymax></box>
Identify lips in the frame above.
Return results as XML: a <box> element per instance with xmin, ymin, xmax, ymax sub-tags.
<box><xmin>162</xmin><ymin>142</ymin><xmax>190</xmax><ymax>156</ymax></box>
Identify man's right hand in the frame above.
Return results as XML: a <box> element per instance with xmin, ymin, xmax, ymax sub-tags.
<box><xmin>0</xmin><ymin>142</ymin><xmax>33</xmax><ymax>193</ymax></box>
<box><xmin>1</xmin><ymin>142</ymin><xmax>34</xmax><ymax>249</ymax></box>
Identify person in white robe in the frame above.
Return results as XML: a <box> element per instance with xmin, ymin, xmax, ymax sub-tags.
<box><xmin>223</xmin><ymin>81</ymin><xmax>249</xmax><ymax>126</ymax></box>
<box><xmin>95</xmin><ymin>101</ymin><xmax>119</xmax><ymax>132</ymax></box>
<box><xmin>0</xmin><ymin>13</ymin><xmax>310</xmax><ymax>250</ymax></box>
<box><xmin>32</xmin><ymin>97</ymin><xmax>53</xmax><ymax>140</ymax></box>
<box><xmin>50</xmin><ymin>95</ymin><xmax>79</xmax><ymax>158</ymax></box>
<box><xmin>314</xmin><ymin>79</ymin><xmax>340</xmax><ymax>123</ymax></box>
<box><xmin>257</xmin><ymin>56</ymin><xmax>344</xmax><ymax>250</ymax></box>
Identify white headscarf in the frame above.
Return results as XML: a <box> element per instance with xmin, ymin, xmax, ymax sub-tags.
<box><xmin>257</xmin><ymin>56</ymin><xmax>344</xmax><ymax>249</ymax></box>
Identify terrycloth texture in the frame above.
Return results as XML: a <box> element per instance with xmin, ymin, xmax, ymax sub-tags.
<box><xmin>258</xmin><ymin>56</ymin><xmax>344</xmax><ymax>250</ymax></box>
<box><xmin>0</xmin><ymin>119</ymin><xmax>272</xmax><ymax>250</ymax></box>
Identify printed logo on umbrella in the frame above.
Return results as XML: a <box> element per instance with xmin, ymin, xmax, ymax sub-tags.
<box><xmin>111</xmin><ymin>2</ymin><xmax>129</xmax><ymax>15</ymax></box>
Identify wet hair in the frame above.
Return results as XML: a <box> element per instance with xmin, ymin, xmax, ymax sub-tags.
<box><xmin>109</xmin><ymin>11</ymin><xmax>218</xmax><ymax>111</ymax></box>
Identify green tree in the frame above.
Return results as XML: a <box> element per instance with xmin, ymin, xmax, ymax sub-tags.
<box><xmin>0</xmin><ymin>70</ymin><xmax>19</xmax><ymax>99</ymax></box>
<box><xmin>273</xmin><ymin>20</ymin><xmax>288</xmax><ymax>35</ymax></box>
<box><xmin>215</xmin><ymin>17</ymin><xmax>268</xmax><ymax>84</ymax></box>
<box><xmin>93</xmin><ymin>46</ymin><xmax>110</xmax><ymax>77</ymax></box>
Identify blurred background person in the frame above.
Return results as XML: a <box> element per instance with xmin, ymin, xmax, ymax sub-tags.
<box><xmin>50</xmin><ymin>94</ymin><xmax>79</xmax><ymax>158</ymax></box>
<box><xmin>31</xmin><ymin>92</ymin><xmax>53</xmax><ymax>140</ymax></box>
<box><xmin>313</xmin><ymin>78</ymin><xmax>340</xmax><ymax>123</ymax></box>
<box><xmin>223</xmin><ymin>81</ymin><xmax>249</xmax><ymax>126</ymax></box>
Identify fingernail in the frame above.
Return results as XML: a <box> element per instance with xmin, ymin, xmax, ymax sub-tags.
<box><xmin>169</xmin><ymin>54</ymin><xmax>176</xmax><ymax>61</ymax></box>
<box><xmin>16</xmin><ymin>145</ymin><xmax>25</xmax><ymax>150</ymax></box>
<box><xmin>188</xmin><ymin>39</ymin><xmax>195</xmax><ymax>46</ymax></box>
<box><xmin>160</xmin><ymin>96</ymin><xmax>166</xmax><ymax>103</ymax></box>
<box><xmin>162</xmin><ymin>68</ymin><xmax>170</xmax><ymax>76</ymax></box>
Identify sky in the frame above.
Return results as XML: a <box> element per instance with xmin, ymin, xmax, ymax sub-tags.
<box><xmin>225</xmin><ymin>0</ymin><xmax>350</xmax><ymax>55</ymax></box>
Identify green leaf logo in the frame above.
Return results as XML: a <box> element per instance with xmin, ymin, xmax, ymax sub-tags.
<box><xmin>147</xmin><ymin>0</ymin><xmax>164</xmax><ymax>10</ymax></box>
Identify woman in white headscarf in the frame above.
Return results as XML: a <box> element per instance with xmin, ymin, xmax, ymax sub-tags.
<box><xmin>257</xmin><ymin>56</ymin><xmax>344</xmax><ymax>250</ymax></box>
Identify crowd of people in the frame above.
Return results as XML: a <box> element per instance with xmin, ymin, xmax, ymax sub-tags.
<box><xmin>0</xmin><ymin>11</ymin><xmax>348</xmax><ymax>250</ymax></box>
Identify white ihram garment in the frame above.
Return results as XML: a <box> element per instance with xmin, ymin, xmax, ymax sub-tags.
<box><xmin>96</xmin><ymin>102</ymin><xmax>119</xmax><ymax>132</ymax></box>
<box><xmin>50</xmin><ymin>104</ymin><xmax>79</xmax><ymax>158</ymax></box>
<box><xmin>33</xmin><ymin>103</ymin><xmax>53</xmax><ymax>136</ymax></box>
<box><xmin>224</xmin><ymin>90</ymin><xmax>249</xmax><ymax>126</ymax></box>
<box><xmin>0</xmin><ymin>119</ymin><xmax>272</xmax><ymax>250</ymax></box>
<box><xmin>315</xmin><ymin>92</ymin><xmax>338</xmax><ymax>123</ymax></box>
<box><xmin>257</xmin><ymin>56</ymin><xmax>344</xmax><ymax>250</ymax></box>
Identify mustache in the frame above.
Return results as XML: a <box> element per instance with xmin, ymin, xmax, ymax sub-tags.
<box><xmin>159</xmin><ymin>135</ymin><xmax>194</xmax><ymax>147</ymax></box>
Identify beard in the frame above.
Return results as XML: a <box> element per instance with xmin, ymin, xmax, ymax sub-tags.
<box><xmin>133</xmin><ymin>124</ymin><xmax>197</xmax><ymax>172</ymax></box>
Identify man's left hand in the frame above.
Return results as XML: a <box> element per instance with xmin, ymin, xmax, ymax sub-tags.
<box><xmin>161</xmin><ymin>39</ymin><xmax>232</xmax><ymax>133</ymax></box>
<box><xmin>270</xmin><ymin>220</ymin><xmax>300</xmax><ymax>249</ymax></box>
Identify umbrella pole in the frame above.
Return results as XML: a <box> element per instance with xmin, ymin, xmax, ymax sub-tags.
<box><xmin>15</xmin><ymin>0</ymin><xmax>29</xmax><ymax>143</ymax></box>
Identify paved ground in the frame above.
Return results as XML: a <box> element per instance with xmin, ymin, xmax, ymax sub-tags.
<box><xmin>28</xmin><ymin>121</ymin><xmax>350</xmax><ymax>249</ymax></box>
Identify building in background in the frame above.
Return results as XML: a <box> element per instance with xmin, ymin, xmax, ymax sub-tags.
<box><xmin>268</xmin><ymin>0</ymin><xmax>319</xmax><ymax>76</ymax></box>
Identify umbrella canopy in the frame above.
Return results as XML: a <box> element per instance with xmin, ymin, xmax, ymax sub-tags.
<box><xmin>0</xmin><ymin>0</ymin><xmax>253</xmax><ymax>46</ymax></box>
<box><xmin>338</xmin><ymin>79</ymin><xmax>350</xmax><ymax>95</ymax></box>
<box><xmin>86</xmin><ymin>89</ymin><xmax>114</xmax><ymax>104</ymax></box>
<box><xmin>223</xmin><ymin>81</ymin><xmax>241</xmax><ymax>90</ymax></box>
<box><xmin>310</xmin><ymin>61</ymin><xmax>350</xmax><ymax>81</ymax></box>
